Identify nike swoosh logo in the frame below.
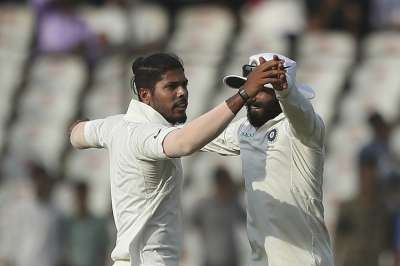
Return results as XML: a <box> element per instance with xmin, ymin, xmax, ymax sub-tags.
<box><xmin>153</xmin><ymin>129</ymin><xmax>162</xmax><ymax>139</ymax></box>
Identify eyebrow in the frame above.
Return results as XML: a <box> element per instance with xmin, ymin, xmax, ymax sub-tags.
<box><xmin>166</xmin><ymin>79</ymin><xmax>188</xmax><ymax>86</ymax></box>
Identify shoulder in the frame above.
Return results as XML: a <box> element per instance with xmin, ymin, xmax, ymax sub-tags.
<box><xmin>126</xmin><ymin>121</ymin><xmax>174</xmax><ymax>135</ymax></box>
<box><xmin>103</xmin><ymin>114</ymin><xmax>124</xmax><ymax>125</ymax></box>
<box><xmin>87</xmin><ymin>114</ymin><xmax>124</xmax><ymax>129</ymax></box>
<box><xmin>92</xmin><ymin>114</ymin><xmax>125</xmax><ymax>134</ymax></box>
<box><xmin>126</xmin><ymin>122</ymin><xmax>178</xmax><ymax>156</ymax></box>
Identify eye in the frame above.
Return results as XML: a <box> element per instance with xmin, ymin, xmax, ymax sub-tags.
<box><xmin>166</xmin><ymin>84</ymin><xmax>177</xmax><ymax>90</ymax></box>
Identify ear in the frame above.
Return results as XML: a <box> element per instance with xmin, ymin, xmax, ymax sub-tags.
<box><xmin>138</xmin><ymin>88</ymin><xmax>152</xmax><ymax>104</ymax></box>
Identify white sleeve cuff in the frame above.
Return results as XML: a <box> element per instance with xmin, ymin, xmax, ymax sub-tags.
<box><xmin>275</xmin><ymin>87</ymin><xmax>291</xmax><ymax>99</ymax></box>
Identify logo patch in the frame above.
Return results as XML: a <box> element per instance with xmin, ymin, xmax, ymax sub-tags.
<box><xmin>267</xmin><ymin>128</ymin><xmax>278</xmax><ymax>143</ymax></box>
<box><xmin>153</xmin><ymin>129</ymin><xmax>162</xmax><ymax>139</ymax></box>
<box><xmin>240</xmin><ymin>127</ymin><xmax>256</xmax><ymax>138</ymax></box>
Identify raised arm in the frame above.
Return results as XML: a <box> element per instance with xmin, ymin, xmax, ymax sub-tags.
<box><xmin>276</xmin><ymin>85</ymin><xmax>324</xmax><ymax>146</ymax></box>
<box><xmin>163</xmin><ymin>58</ymin><xmax>286</xmax><ymax>157</ymax></box>
<box><xmin>272</xmin><ymin>56</ymin><xmax>324</xmax><ymax>147</ymax></box>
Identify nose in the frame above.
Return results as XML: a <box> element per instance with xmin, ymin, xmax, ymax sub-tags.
<box><xmin>176</xmin><ymin>86</ymin><xmax>188</xmax><ymax>98</ymax></box>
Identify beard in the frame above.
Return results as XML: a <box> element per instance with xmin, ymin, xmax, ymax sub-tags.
<box><xmin>169</xmin><ymin>99</ymin><xmax>188</xmax><ymax>124</ymax></box>
<box><xmin>247</xmin><ymin>100</ymin><xmax>282</xmax><ymax>128</ymax></box>
<box><xmin>169</xmin><ymin>113</ymin><xmax>187</xmax><ymax>125</ymax></box>
<box><xmin>152</xmin><ymin>98</ymin><xmax>188</xmax><ymax>125</ymax></box>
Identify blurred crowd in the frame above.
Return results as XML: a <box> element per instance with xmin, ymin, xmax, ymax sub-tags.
<box><xmin>0</xmin><ymin>0</ymin><xmax>400</xmax><ymax>265</ymax></box>
<box><xmin>0</xmin><ymin>164</ymin><xmax>112</xmax><ymax>266</ymax></box>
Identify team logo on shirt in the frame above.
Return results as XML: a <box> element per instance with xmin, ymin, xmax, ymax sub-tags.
<box><xmin>267</xmin><ymin>128</ymin><xmax>278</xmax><ymax>143</ymax></box>
<box><xmin>153</xmin><ymin>128</ymin><xmax>162</xmax><ymax>139</ymax></box>
<box><xmin>240</xmin><ymin>125</ymin><xmax>256</xmax><ymax>138</ymax></box>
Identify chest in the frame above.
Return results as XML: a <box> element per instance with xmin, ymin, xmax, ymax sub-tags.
<box><xmin>239</xmin><ymin>123</ymin><xmax>291</xmax><ymax>173</ymax></box>
<box><xmin>136</xmin><ymin>158</ymin><xmax>183</xmax><ymax>195</ymax></box>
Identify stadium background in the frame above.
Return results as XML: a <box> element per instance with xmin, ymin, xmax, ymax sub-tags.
<box><xmin>0</xmin><ymin>0</ymin><xmax>400</xmax><ymax>265</ymax></box>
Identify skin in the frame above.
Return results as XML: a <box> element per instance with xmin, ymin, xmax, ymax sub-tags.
<box><xmin>138</xmin><ymin>58</ymin><xmax>286</xmax><ymax>128</ymax></box>
<box><xmin>246</xmin><ymin>55</ymin><xmax>287</xmax><ymax>128</ymax></box>
<box><xmin>246</xmin><ymin>88</ymin><xmax>282</xmax><ymax>128</ymax></box>
<box><xmin>69</xmin><ymin>57</ymin><xmax>286</xmax><ymax>151</ymax></box>
<box><xmin>139</xmin><ymin>69</ymin><xmax>189</xmax><ymax>125</ymax></box>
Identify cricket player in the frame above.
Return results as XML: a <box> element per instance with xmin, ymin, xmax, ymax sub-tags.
<box><xmin>202</xmin><ymin>53</ymin><xmax>334</xmax><ymax>266</ymax></box>
<box><xmin>69</xmin><ymin>53</ymin><xmax>286</xmax><ymax>266</ymax></box>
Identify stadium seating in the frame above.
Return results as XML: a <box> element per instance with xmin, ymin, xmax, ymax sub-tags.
<box><xmin>323</xmin><ymin>31</ymin><xmax>400</xmax><ymax>203</ymax></box>
<box><xmin>63</xmin><ymin>54</ymin><xmax>130</xmax><ymax>215</ymax></box>
<box><xmin>184</xmin><ymin>64</ymin><xmax>218</xmax><ymax>120</ymax></box>
<box><xmin>168</xmin><ymin>5</ymin><xmax>235</xmax><ymax>62</ymax></box>
<box><xmin>0</xmin><ymin>5</ymin><xmax>34</xmax><ymax>54</ymax></box>
<box><xmin>83</xmin><ymin>55</ymin><xmax>131</xmax><ymax>118</ymax></box>
<box><xmin>0</xmin><ymin>53</ymin><xmax>24</xmax><ymax>132</ymax></box>
<box><xmin>345</xmin><ymin>59</ymin><xmax>400</xmax><ymax>121</ymax></box>
<box><xmin>0</xmin><ymin>5</ymin><xmax>34</xmax><ymax>154</ymax></box>
<box><xmin>8</xmin><ymin>55</ymin><xmax>86</xmax><ymax>172</ymax></box>
<box><xmin>299</xmin><ymin>31</ymin><xmax>356</xmax><ymax>61</ymax></box>
<box><xmin>65</xmin><ymin>149</ymin><xmax>110</xmax><ymax>215</ymax></box>
<box><xmin>297</xmin><ymin>32</ymin><xmax>356</xmax><ymax>127</ymax></box>
<box><xmin>363</xmin><ymin>31</ymin><xmax>400</xmax><ymax>59</ymax></box>
<box><xmin>233</xmin><ymin>32</ymin><xmax>289</xmax><ymax>59</ymax></box>
<box><xmin>241</xmin><ymin>0</ymin><xmax>306</xmax><ymax>36</ymax></box>
<box><xmin>128</xmin><ymin>3</ymin><xmax>170</xmax><ymax>48</ymax></box>
<box><xmin>80</xmin><ymin>5</ymin><xmax>129</xmax><ymax>46</ymax></box>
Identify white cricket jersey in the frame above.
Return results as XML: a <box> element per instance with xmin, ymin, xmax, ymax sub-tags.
<box><xmin>84</xmin><ymin>99</ymin><xmax>183</xmax><ymax>266</ymax></box>
<box><xmin>203</xmin><ymin>86</ymin><xmax>334</xmax><ymax>266</ymax></box>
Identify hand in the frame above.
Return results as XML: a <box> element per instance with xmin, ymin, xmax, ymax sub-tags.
<box><xmin>271</xmin><ymin>55</ymin><xmax>288</xmax><ymax>91</ymax></box>
<box><xmin>243</xmin><ymin>57</ymin><xmax>286</xmax><ymax>98</ymax></box>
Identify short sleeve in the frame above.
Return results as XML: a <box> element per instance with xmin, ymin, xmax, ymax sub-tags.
<box><xmin>84</xmin><ymin>116</ymin><xmax>120</xmax><ymax>148</ymax></box>
<box><xmin>130</xmin><ymin>124</ymin><xmax>178</xmax><ymax>161</ymax></box>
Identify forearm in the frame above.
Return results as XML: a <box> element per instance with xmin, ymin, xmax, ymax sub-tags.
<box><xmin>163</xmin><ymin>95</ymin><xmax>244</xmax><ymax>157</ymax></box>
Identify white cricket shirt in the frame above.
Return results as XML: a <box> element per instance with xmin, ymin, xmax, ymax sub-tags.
<box><xmin>203</xmin><ymin>86</ymin><xmax>334</xmax><ymax>266</ymax></box>
<box><xmin>84</xmin><ymin>100</ymin><xmax>183</xmax><ymax>266</ymax></box>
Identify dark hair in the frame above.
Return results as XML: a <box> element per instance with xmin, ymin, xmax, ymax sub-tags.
<box><xmin>131</xmin><ymin>53</ymin><xmax>184</xmax><ymax>99</ymax></box>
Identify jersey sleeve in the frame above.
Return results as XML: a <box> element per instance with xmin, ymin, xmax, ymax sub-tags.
<box><xmin>84</xmin><ymin>116</ymin><xmax>119</xmax><ymax>149</ymax></box>
<box><xmin>275</xmin><ymin>86</ymin><xmax>325</xmax><ymax>149</ymax></box>
<box><xmin>201</xmin><ymin>117</ymin><xmax>244</xmax><ymax>156</ymax></box>
<box><xmin>130</xmin><ymin>123</ymin><xmax>178</xmax><ymax>161</ymax></box>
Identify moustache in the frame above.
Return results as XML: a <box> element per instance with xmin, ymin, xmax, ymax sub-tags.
<box><xmin>173</xmin><ymin>99</ymin><xmax>188</xmax><ymax>108</ymax></box>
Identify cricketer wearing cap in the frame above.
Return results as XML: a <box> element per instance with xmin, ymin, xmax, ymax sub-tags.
<box><xmin>202</xmin><ymin>53</ymin><xmax>334</xmax><ymax>266</ymax></box>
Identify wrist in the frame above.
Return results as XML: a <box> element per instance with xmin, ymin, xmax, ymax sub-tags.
<box><xmin>225</xmin><ymin>93</ymin><xmax>246</xmax><ymax>114</ymax></box>
<box><xmin>238</xmin><ymin>87</ymin><xmax>250</xmax><ymax>101</ymax></box>
<box><xmin>274</xmin><ymin>84</ymin><xmax>291</xmax><ymax>100</ymax></box>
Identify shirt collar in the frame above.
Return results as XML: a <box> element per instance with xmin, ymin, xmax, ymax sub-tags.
<box><xmin>123</xmin><ymin>99</ymin><xmax>171</xmax><ymax>126</ymax></box>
